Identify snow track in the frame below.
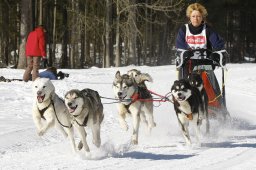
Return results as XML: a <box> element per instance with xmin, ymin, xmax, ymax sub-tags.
<box><xmin>0</xmin><ymin>64</ymin><xmax>256</xmax><ymax>170</ymax></box>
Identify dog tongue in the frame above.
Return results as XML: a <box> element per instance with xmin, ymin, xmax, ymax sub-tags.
<box><xmin>69</xmin><ymin>107</ymin><xmax>76</xmax><ymax>113</ymax></box>
<box><xmin>37</xmin><ymin>96</ymin><xmax>44</xmax><ymax>103</ymax></box>
<box><xmin>178</xmin><ymin>96</ymin><xmax>186</xmax><ymax>101</ymax></box>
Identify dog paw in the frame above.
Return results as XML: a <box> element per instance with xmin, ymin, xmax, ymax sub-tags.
<box><xmin>131</xmin><ymin>139</ymin><xmax>138</xmax><ymax>145</ymax></box>
<box><xmin>85</xmin><ymin>151</ymin><xmax>91</xmax><ymax>158</ymax></box>
<box><xmin>93</xmin><ymin>140</ymin><xmax>101</xmax><ymax>148</ymax></box>
<box><xmin>197</xmin><ymin>119</ymin><xmax>203</xmax><ymax>126</ymax></box>
<box><xmin>78</xmin><ymin>141</ymin><xmax>83</xmax><ymax>150</ymax></box>
<box><xmin>37</xmin><ymin>130</ymin><xmax>45</xmax><ymax>136</ymax></box>
<box><xmin>84</xmin><ymin>147</ymin><xmax>90</xmax><ymax>153</ymax></box>
<box><xmin>121</xmin><ymin>123</ymin><xmax>128</xmax><ymax>131</ymax></box>
<box><xmin>150</xmin><ymin>122</ymin><xmax>156</xmax><ymax>128</ymax></box>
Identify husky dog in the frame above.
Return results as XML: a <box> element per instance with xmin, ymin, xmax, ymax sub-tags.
<box><xmin>188</xmin><ymin>72</ymin><xmax>210</xmax><ymax>133</ymax></box>
<box><xmin>113</xmin><ymin>71</ymin><xmax>156</xmax><ymax>145</ymax></box>
<box><xmin>32</xmin><ymin>78</ymin><xmax>76</xmax><ymax>151</ymax></box>
<box><xmin>64</xmin><ymin>89</ymin><xmax>104</xmax><ymax>153</ymax></box>
<box><xmin>171</xmin><ymin>79</ymin><xmax>204</xmax><ymax>146</ymax></box>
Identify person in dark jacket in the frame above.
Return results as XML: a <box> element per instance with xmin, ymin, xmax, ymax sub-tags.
<box><xmin>23</xmin><ymin>25</ymin><xmax>47</xmax><ymax>82</ymax></box>
<box><xmin>175</xmin><ymin>2</ymin><xmax>226</xmax><ymax>79</ymax></box>
<box><xmin>176</xmin><ymin>3</ymin><xmax>224</xmax><ymax>51</ymax></box>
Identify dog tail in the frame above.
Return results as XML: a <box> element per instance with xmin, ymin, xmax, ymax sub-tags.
<box><xmin>140</xmin><ymin>73</ymin><xmax>153</xmax><ymax>83</ymax></box>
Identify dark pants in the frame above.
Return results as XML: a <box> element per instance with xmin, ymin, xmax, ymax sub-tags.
<box><xmin>23</xmin><ymin>56</ymin><xmax>41</xmax><ymax>82</ymax></box>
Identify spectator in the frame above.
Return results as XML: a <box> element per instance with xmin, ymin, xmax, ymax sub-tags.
<box><xmin>23</xmin><ymin>25</ymin><xmax>47</xmax><ymax>82</ymax></box>
<box><xmin>39</xmin><ymin>67</ymin><xmax>69</xmax><ymax>80</ymax></box>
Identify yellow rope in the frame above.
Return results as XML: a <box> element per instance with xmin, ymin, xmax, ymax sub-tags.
<box><xmin>208</xmin><ymin>68</ymin><xmax>228</xmax><ymax>103</ymax></box>
<box><xmin>208</xmin><ymin>93</ymin><xmax>222</xmax><ymax>103</ymax></box>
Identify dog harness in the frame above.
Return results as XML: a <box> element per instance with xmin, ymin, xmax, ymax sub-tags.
<box><xmin>172</xmin><ymin>97</ymin><xmax>193</xmax><ymax>120</ymax></box>
<box><xmin>123</xmin><ymin>85</ymin><xmax>152</xmax><ymax>112</ymax></box>
<box><xmin>73</xmin><ymin>114</ymin><xmax>89</xmax><ymax>127</ymax></box>
<box><xmin>124</xmin><ymin>92</ymin><xmax>139</xmax><ymax>112</ymax></box>
<box><xmin>37</xmin><ymin>102</ymin><xmax>52</xmax><ymax>120</ymax></box>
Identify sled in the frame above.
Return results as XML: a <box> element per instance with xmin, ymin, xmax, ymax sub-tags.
<box><xmin>175</xmin><ymin>48</ymin><xmax>230</xmax><ymax>121</ymax></box>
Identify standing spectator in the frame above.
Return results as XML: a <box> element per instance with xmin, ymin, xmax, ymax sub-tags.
<box><xmin>23</xmin><ymin>25</ymin><xmax>47</xmax><ymax>82</ymax></box>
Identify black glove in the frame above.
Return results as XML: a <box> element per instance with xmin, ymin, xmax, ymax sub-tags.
<box><xmin>183</xmin><ymin>50</ymin><xmax>194</xmax><ymax>58</ymax></box>
<box><xmin>210</xmin><ymin>51</ymin><xmax>227</xmax><ymax>66</ymax></box>
<box><xmin>210</xmin><ymin>52</ymin><xmax>220</xmax><ymax>64</ymax></box>
<box><xmin>175</xmin><ymin>50</ymin><xmax>193</xmax><ymax>67</ymax></box>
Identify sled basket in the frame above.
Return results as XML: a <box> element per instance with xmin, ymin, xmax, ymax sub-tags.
<box><xmin>175</xmin><ymin>49</ymin><xmax>230</xmax><ymax>120</ymax></box>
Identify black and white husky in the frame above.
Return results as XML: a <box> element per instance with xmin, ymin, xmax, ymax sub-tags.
<box><xmin>32</xmin><ymin>78</ymin><xmax>76</xmax><ymax>152</ymax></box>
<box><xmin>64</xmin><ymin>89</ymin><xmax>104</xmax><ymax>153</ymax></box>
<box><xmin>171</xmin><ymin>79</ymin><xmax>204</xmax><ymax>146</ymax></box>
<box><xmin>188</xmin><ymin>72</ymin><xmax>210</xmax><ymax>133</ymax></box>
<box><xmin>113</xmin><ymin>71</ymin><xmax>156</xmax><ymax>145</ymax></box>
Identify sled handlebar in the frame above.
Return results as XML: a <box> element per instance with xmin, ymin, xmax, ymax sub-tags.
<box><xmin>175</xmin><ymin>49</ymin><xmax>228</xmax><ymax>69</ymax></box>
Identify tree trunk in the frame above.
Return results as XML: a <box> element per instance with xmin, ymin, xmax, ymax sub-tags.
<box><xmin>127</xmin><ymin>0</ymin><xmax>136</xmax><ymax>65</ymax></box>
<box><xmin>51</xmin><ymin>0</ymin><xmax>57</xmax><ymax>66</ymax></box>
<box><xmin>105</xmin><ymin>0</ymin><xmax>112</xmax><ymax>68</ymax></box>
<box><xmin>38</xmin><ymin>0</ymin><xmax>43</xmax><ymax>25</ymax></box>
<box><xmin>17</xmin><ymin>0</ymin><xmax>32</xmax><ymax>69</ymax></box>
<box><xmin>115</xmin><ymin>0</ymin><xmax>121</xmax><ymax>67</ymax></box>
<box><xmin>61</xmin><ymin>0</ymin><xmax>68</xmax><ymax>68</ymax></box>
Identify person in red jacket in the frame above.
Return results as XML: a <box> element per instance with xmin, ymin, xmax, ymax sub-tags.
<box><xmin>23</xmin><ymin>25</ymin><xmax>47</xmax><ymax>82</ymax></box>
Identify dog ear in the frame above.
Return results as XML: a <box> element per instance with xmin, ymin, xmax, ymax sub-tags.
<box><xmin>115</xmin><ymin>71</ymin><xmax>121</xmax><ymax>79</ymax></box>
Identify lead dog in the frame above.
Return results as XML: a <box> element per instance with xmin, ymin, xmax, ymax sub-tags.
<box><xmin>64</xmin><ymin>89</ymin><xmax>104</xmax><ymax>153</ymax></box>
<box><xmin>32</xmin><ymin>78</ymin><xmax>76</xmax><ymax>151</ymax></box>
<box><xmin>113</xmin><ymin>71</ymin><xmax>156</xmax><ymax>145</ymax></box>
<box><xmin>171</xmin><ymin>79</ymin><xmax>204</xmax><ymax>146</ymax></box>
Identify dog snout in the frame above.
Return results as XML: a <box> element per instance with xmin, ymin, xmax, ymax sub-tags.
<box><xmin>37</xmin><ymin>91</ymin><xmax>42</xmax><ymax>96</ymax></box>
<box><xmin>117</xmin><ymin>92</ymin><xmax>123</xmax><ymax>97</ymax></box>
<box><xmin>177</xmin><ymin>92</ymin><xmax>182</xmax><ymax>97</ymax></box>
<box><xmin>67</xmin><ymin>102</ymin><xmax>73</xmax><ymax>107</ymax></box>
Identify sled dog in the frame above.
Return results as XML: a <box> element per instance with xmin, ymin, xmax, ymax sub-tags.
<box><xmin>64</xmin><ymin>88</ymin><xmax>104</xmax><ymax>153</ymax></box>
<box><xmin>171</xmin><ymin>79</ymin><xmax>204</xmax><ymax>145</ymax></box>
<box><xmin>188</xmin><ymin>72</ymin><xmax>210</xmax><ymax>133</ymax></box>
<box><xmin>113</xmin><ymin>71</ymin><xmax>156</xmax><ymax>145</ymax></box>
<box><xmin>127</xmin><ymin>69</ymin><xmax>153</xmax><ymax>85</ymax></box>
<box><xmin>32</xmin><ymin>78</ymin><xmax>76</xmax><ymax>151</ymax></box>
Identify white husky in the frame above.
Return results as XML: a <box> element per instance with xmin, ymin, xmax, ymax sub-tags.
<box><xmin>32</xmin><ymin>78</ymin><xmax>76</xmax><ymax>151</ymax></box>
<box><xmin>113</xmin><ymin>71</ymin><xmax>156</xmax><ymax>145</ymax></box>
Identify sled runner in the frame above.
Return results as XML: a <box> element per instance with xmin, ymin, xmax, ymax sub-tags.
<box><xmin>175</xmin><ymin>48</ymin><xmax>230</xmax><ymax>121</ymax></box>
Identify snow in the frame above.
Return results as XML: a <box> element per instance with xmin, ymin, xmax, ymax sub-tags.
<box><xmin>0</xmin><ymin>64</ymin><xmax>256</xmax><ymax>170</ymax></box>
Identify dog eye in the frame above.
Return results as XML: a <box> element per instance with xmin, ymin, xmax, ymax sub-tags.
<box><xmin>43</xmin><ymin>86</ymin><xmax>46</xmax><ymax>88</ymax></box>
<box><xmin>35</xmin><ymin>86</ymin><xmax>38</xmax><ymax>88</ymax></box>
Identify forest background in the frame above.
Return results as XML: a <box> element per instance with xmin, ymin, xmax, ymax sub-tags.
<box><xmin>0</xmin><ymin>0</ymin><xmax>255</xmax><ymax>69</ymax></box>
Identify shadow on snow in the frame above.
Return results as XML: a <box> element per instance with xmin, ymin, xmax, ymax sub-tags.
<box><xmin>116</xmin><ymin>151</ymin><xmax>194</xmax><ymax>160</ymax></box>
